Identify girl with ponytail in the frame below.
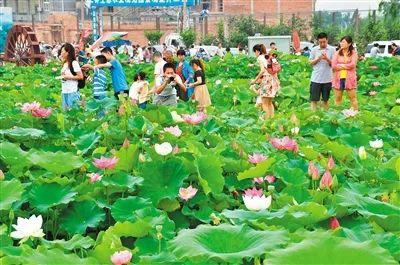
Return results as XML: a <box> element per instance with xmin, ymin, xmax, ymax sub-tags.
<box><xmin>189</xmin><ymin>59</ymin><xmax>211</xmax><ymax>111</ymax></box>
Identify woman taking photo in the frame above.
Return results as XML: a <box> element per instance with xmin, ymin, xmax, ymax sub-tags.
<box><xmin>57</xmin><ymin>43</ymin><xmax>83</xmax><ymax>109</ymax></box>
<box><xmin>332</xmin><ymin>36</ymin><xmax>358</xmax><ymax>110</ymax></box>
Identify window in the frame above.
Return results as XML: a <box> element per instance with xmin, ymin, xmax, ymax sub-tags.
<box><xmin>217</xmin><ymin>0</ymin><xmax>223</xmax><ymax>12</ymax></box>
<box><xmin>43</xmin><ymin>0</ymin><xmax>51</xmax><ymax>12</ymax></box>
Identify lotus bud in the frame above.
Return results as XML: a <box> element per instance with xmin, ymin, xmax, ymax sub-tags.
<box><xmin>358</xmin><ymin>146</ymin><xmax>367</xmax><ymax>160</ymax></box>
<box><xmin>332</xmin><ymin>175</ymin><xmax>339</xmax><ymax>189</ymax></box>
<box><xmin>210</xmin><ymin>213</ymin><xmax>221</xmax><ymax>226</ymax></box>
<box><xmin>0</xmin><ymin>170</ymin><xmax>4</xmax><ymax>180</ymax></box>
<box><xmin>138</xmin><ymin>153</ymin><xmax>146</xmax><ymax>163</ymax></box>
<box><xmin>327</xmin><ymin>156</ymin><xmax>335</xmax><ymax>170</ymax></box>
<box><xmin>156</xmin><ymin>225</ymin><xmax>163</xmax><ymax>240</ymax></box>
<box><xmin>9</xmin><ymin>209</ymin><xmax>14</xmax><ymax>221</ymax></box>
<box><xmin>330</xmin><ymin>217</ymin><xmax>340</xmax><ymax>230</ymax></box>
<box><xmin>122</xmin><ymin>138</ymin><xmax>130</xmax><ymax>148</ymax></box>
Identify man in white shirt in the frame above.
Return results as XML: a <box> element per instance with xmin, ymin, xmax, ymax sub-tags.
<box><xmin>189</xmin><ymin>45</ymin><xmax>197</xmax><ymax>57</ymax></box>
<box><xmin>153</xmin><ymin>51</ymin><xmax>166</xmax><ymax>84</ymax></box>
<box><xmin>370</xmin><ymin>43</ymin><xmax>380</xmax><ymax>57</ymax></box>
<box><xmin>216</xmin><ymin>43</ymin><xmax>225</xmax><ymax>57</ymax></box>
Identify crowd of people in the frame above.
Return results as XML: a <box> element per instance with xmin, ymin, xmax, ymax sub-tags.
<box><xmin>53</xmin><ymin>32</ymin><xmax>380</xmax><ymax>119</ymax></box>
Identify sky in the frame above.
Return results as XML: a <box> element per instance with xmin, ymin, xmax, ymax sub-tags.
<box><xmin>315</xmin><ymin>0</ymin><xmax>380</xmax><ymax>12</ymax></box>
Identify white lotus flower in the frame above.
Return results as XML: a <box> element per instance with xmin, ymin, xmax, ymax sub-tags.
<box><xmin>290</xmin><ymin>127</ymin><xmax>300</xmax><ymax>135</ymax></box>
<box><xmin>170</xmin><ymin>111</ymin><xmax>184</xmax><ymax>123</ymax></box>
<box><xmin>369</xmin><ymin>139</ymin><xmax>383</xmax><ymax>149</ymax></box>
<box><xmin>242</xmin><ymin>188</ymin><xmax>272</xmax><ymax>211</ymax></box>
<box><xmin>396</xmin><ymin>98</ymin><xmax>400</xmax><ymax>104</ymax></box>
<box><xmin>342</xmin><ymin>108</ymin><xmax>358</xmax><ymax>118</ymax></box>
<box><xmin>215</xmin><ymin>80</ymin><xmax>222</xmax><ymax>85</ymax></box>
<box><xmin>10</xmin><ymin>215</ymin><xmax>45</xmax><ymax>243</ymax></box>
<box><xmin>155</xmin><ymin>142</ymin><xmax>173</xmax><ymax>156</ymax></box>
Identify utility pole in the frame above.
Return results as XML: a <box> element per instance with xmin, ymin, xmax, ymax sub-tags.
<box><xmin>182</xmin><ymin>0</ymin><xmax>188</xmax><ymax>31</ymax></box>
<box><xmin>81</xmin><ymin>0</ymin><xmax>85</xmax><ymax>30</ymax></box>
<box><xmin>250</xmin><ymin>0</ymin><xmax>254</xmax><ymax>15</ymax></box>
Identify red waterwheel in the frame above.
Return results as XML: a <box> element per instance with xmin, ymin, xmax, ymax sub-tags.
<box><xmin>4</xmin><ymin>25</ymin><xmax>44</xmax><ymax>66</ymax></box>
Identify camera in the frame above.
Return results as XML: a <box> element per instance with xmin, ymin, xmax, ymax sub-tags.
<box><xmin>169</xmin><ymin>76</ymin><xmax>175</xmax><ymax>82</ymax></box>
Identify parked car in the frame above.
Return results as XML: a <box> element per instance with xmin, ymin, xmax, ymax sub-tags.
<box><xmin>365</xmin><ymin>40</ymin><xmax>400</xmax><ymax>57</ymax></box>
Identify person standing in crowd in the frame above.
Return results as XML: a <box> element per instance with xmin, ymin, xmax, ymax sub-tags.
<box><xmin>189</xmin><ymin>59</ymin><xmax>211</xmax><ymax>111</ymax></box>
<box><xmin>143</xmin><ymin>46</ymin><xmax>152</xmax><ymax>63</ymax></box>
<box><xmin>391</xmin><ymin>43</ymin><xmax>400</xmax><ymax>56</ymax></box>
<box><xmin>309</xmin><ymin>32</ymin><xmax>335</xmax><ymax>111</ymax></box>
<box><xmin>154</xmin><ymin>63</ymin><xmax>186</xmax><ymax>106</ymax></box>
<box><xmin>92</xmin><ymin>55</ymin><xmax>108</xmax><ymax>101</ymax></box>
<box><xmin>153</xmin><ymin>51</ymin><xmax>166</xmax><ymax>82</ymax></box>
<box><xmin>217</xmin><ymin>43</ymin><xmax>225</xmax><ymax>57</ymax></box>
<box><xmin>189</xmin><ymin>45</ymin><xmax>197</xmax><ymax>57</ymax></box>
<box><xmin>332</xmin><ymin>36</ymin><xmax>358</xmax><ymax>110</ymax></box>
<box><xmin>269</xmin><ymin>42</ymin><xmax>277</xmax><ymax>52</ymax></box>
<box><xmin>251</xmin><ymin>44</ymin><xmax>268</xmax><ymax>108</ymax></box>
<box><xmin>176</xmin><ymin>49</ymin><xmax>194</xmax><ymax>101</ymax></box>
<box><xmin>224</xmin><ymin>47</ymin><xmax>233</xmax><ymax>59</ymax></box>
<box><xmin>370</xmin><ymin>43</ymin><xmax>380</xmax><ymax>57</ymax></box>
<box><xmin>129</xmin><ymin>72</ymin><xmax>149</xmax><ymax>109</ymax></box>
<box><xmin>56</xmin><ymin>43</ymin><xmax>83</xmax><ymax>110</ymax></box>
<box><xmin>164</xmin><ymin>50</ymin><xmax>175</xmax><ymax>64</ymax></box>
<box><xmin>83</xmin><ymin>47</ymin><xmax>129</xmax><ymax>99</ymax></box>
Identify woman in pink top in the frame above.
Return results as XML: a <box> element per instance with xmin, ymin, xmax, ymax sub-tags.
<box><xmin>331</xmin><ymin>36</ymin><xmax>358</xmax><ymax>110</ymax></box>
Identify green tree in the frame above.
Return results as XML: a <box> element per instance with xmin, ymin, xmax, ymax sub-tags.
<box><xmin>216</xmin><ymin>19</ymin><xmax>227</xmax><ymax>46</ymax></box>
<box><xmin>144</xmin><ymin>30</ymin><xmax>164</xmax><ymax>45</ymax></box>
<box><xmin>379</xmin><ymin>0</ymin><xmax>400</xmax><ymax>39</ymax></box>
<box><xmin>180</xmin><ymin>28</ymin><xmax>197</xmax><ymax>48</ymax></box>
<box><xmin>201</xmin><ymin>34</ymin><xmax>216</xmax><ymax>45</ymax></box>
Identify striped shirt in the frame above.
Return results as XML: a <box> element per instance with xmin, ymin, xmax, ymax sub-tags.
<box><xmin>93</xmin><ymin>68</ymin><xmax>107</xmax><ymax>98</ymax></box>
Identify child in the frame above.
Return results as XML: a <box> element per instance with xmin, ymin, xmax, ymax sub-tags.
<box><xmin>82</xmin><ymin>47</ymin><xmax>129</xmax><ymax>99</ymax></box>
<box><xmin>188</xmin><ymin>59</ymin><xmax>211</xmax><ymax>111</ymax></box>
<box><xmin>93</xmin><ymin>55</ymin><xmax>108</xmax><ymax>100</ymax></box>
<box><xmin>129</xmin><ymin>72</ymin><xmax>149</xmax><ymax>109</ymax></box>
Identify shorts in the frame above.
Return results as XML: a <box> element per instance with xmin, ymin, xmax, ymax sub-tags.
<box><xmin>114</xmin><ymin>90</ymin><xmax>129</xmax><ymax>100</ymax></box>
<box><xmin>310</xmin><ymin>82</ymin><xmax>332</xmax><ymax>102</ymax></box>
<box><xmin>340</xmin><ymin>79</ymin><xmax>346</xmax><ymax>90</ymax></box>
<box><xmin>62</xmin><ymin>91</ymin><xmax>80</xmax><ymax>109</ymax></box>
<box><xmin>139</xmin><ymin>101</ymin><xmax>147</xmax><ymax>109</ymax></box>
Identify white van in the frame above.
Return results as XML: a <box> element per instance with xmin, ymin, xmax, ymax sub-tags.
<box><xmin>365</xmin><ymin>41</ymin><xmax>400</xmax><ymax>57</ymax></box>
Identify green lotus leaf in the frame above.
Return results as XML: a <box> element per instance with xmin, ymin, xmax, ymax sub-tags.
<box><xmin>28</xmin><ymin>183</ymin><xmax>77</xmax><ymax>212</ymax></box>
<box><xmin>102</xmin><ymin>172</ymin><xmax>143</xmax><ymax>188</ymax></box>
<box><xmin>73</xmin><ymin>132</ymin><xmax>100</xmax><ymax>154</ymax></box>
<box><xmin>237</xmin><ymin>158</ymin><xmax>275</xmax><ymax>180</ymax></box>
<box><xmin>222</xmin><ymin>202</ymin><xmax>330</xmax><ymax>231</ymax></box>
<box><xmin>40</xmin><ymin>234</ymin><xmax>95</xmax><ymax>250</ymax></box>
<box><xmin>170</xmin><ymin>224</ymin><xmax>288</xmax><ymax>263</ymax></box>
<box><xmin>0</xmin><ymin>179</ymin><xmax>24</xmax><ymax>211</ymax></box>
<box><xmin>60</xmin><ymin>200</ymin><xmax>105</xmax><ymax>234</ymax></box>
<box><xmin>0</xmin><ymin>127</ymin><xmax>46</xmax><ymax>140</ymax></box>
<box><xmin>111</xmin><ymin>196</ymin><xmax>152</xmax><ymax>222</ymax></box>
<box><xmin>0</xmin><ymin>142</ymin><xmax>32</xmax><ymax>173</ymax></box>
<box><xmin>139</xmin><ymin>158</ymin><xmax>189</xmax><ymax>205</ymax></box>
<box><xmin>28</xmin><ymin>150</ymin><xmax>84</xmax><ymax>175</ymax></box>
<box><xmin>139</xmin><ymin>252</ymin><xmax>195</xmax><ymax>265</ymax></box>
<box><xmin>266</xmin><ymin>231</ymin><xmax>397</xmax><ymax>265</ymax></box>
<box><xmin>195</xmin><ymin>154</ymin><xmax>224</xmax><ymax>195</ymax></box>
<box><xmin>115</xmin><ymin>143</ymin><xmax>139</xmax><ymax>172</ymax></box>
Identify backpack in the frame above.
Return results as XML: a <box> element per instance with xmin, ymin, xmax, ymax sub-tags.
<box><xmin>69</xmin><ymin>61</ymin><xmax>87</xmax><ymax>89</ymax></box>
<box><xmin>265</xmin><ymin>58</ymin><xmax>281</xmax><ymax>75</ymax></box>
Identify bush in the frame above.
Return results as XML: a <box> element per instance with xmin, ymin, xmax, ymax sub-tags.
<box><xmin>144</xmin><ymin>30</ymin><xmax>164</xmax><ymax>45</ymax></box>
<box><xmin>180</xmin><ymin>29</ymin><xmax>197</xmax><ymax>48</ymax></box>
<box><xmin>201</xmin><ymin>34</ymin><xmax>216</xmax><ymax>46</ymax></box>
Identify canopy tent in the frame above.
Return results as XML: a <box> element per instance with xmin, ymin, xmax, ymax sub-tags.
<box><xmin>91</xmin><ymin>32</ymin><xmax>129</xmax><ymax>49</ymax></box>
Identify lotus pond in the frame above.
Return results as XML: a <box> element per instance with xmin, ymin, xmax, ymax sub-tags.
<box><xmin>0</xmin><ymin>55</ymin><xmax>399</xmax><ymax>265</ymax></box>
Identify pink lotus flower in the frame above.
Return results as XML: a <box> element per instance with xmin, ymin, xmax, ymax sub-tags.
<box><xmin>172</xmin><ymin>145</ymin><xmax>180</xmax><ymax>154</ymax></box>
<box><xmin>122</xmin><ymin>138</ymin><xmax>130</xmax><ymax>148</ymax></box>
<box><xmin>244</xmin><ymin>187</ymin><xmax>264</xmax><ymax>197</ymax></box>
<box><xmin>164</xmin><ymin>125</ymin><xmax>182</xmax><ymax>137</ymax></box>
<box><xmin>330</xmin><ymin>217</ymin><xmax>340</xmax><ymax>230</ymax></box>
<box><xmin>369</xmin><ymin>90</ymin><xmax>377</xmax><ymax>96</ymax></box>
<box><xmin>372</xmin><ymin>82</ymin><xmax>380</xmax><ymax>87</ymax></box>
<box><xmin>370</xmin><ymin>65</ymin><xmax>378</xmax><ymax>70</ymax></box>
<box><xmin>320</xmin><ymin>170</ymin><xmax>333</xmax><ymax>189</ymax></box>
<box><xmin>270</xmin><ymin>136</ymin><xmax>299</xmax><ymax>152</ymax></box>
<box><xmin>93</xmin><ymin>156</ymin><xmax>119</xmax><ymax>170</ymax></box>
<box><xmin>182</xmin><ymin>112</ymin><xmax>207</xmax><ymax>125</ymax></box>
<box><xmin>265</xmin><ymin>175</ymin><xmax>276</xmax><ymax>184</ymax></box>
<box><xmin>327</xmin><ymin>156</ymin><xmax>335</xmax><ymax>170</ymax></box>
<box><xmin>110</xmin><ymin>250</ymin><xmax>132</xmax><ymax>265</ymax></box>
<box><xmin>242</xmin><ymin>188</ymin><xmax>272</xmax><ymax>211</ymax></box>
<box><xmin>179</xmin><ymin>185</ymin><xmax>198</xmax><ymax>201</ymax></box>
<box><xmin>21</xmin><ymin>102</ymin><xmax>41</xmax><ymax>113</ymax></box>
<box><xmin>31</xmin><ymin>107</ymin><xmax>52</xmax><ymax>118</ymax></box>
<box><xmin>308</xmin><ymin>161</ymin><xmax>320</xmax><ymax>180</ymax></box>
<box><xmin>252</xmin><ymin>177</ymin><xmax>264</xmax><ymax>184</ymax></box>
<box><xmin>248</xmin><ymin>153</ymin><xmax>267</xmax><ymax>164</ymax></box>
<box><xmin>118</xmin><ymin>105</ymin><xmax>125</xmax><ymax>116</ymax></box>
<box><xmin>87</xmin><ymin>173</ymin><xmax>102</xmax><ymax>183</ymax></box>
<box><xmin>0</xmin><ymin>169</ymin><xmax>4</xmax><ymax>180</ymax></box>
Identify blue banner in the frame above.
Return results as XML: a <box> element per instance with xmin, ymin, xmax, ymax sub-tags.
<box><xmin>0</xmin><ymin>7</ymin><xmax>13</xmax><ymax>53</ymax></box>
<box><xmin>91</xmin><ymin>0</ymin><xmax>194</xmax><ymax>7</ymax></box>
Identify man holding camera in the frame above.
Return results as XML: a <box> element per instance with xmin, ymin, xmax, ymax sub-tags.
<box><xmin>154</xmin><ymin>63</ymin><xmax>186</xmax><ymax>106</ymax></box>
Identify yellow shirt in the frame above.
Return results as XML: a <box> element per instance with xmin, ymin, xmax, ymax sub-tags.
<box><xmin>339</xmin><ymin>54</ymin><xmax>348</xmax><ymax>79</ymax></box>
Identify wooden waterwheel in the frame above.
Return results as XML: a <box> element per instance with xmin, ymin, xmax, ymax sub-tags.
<box><xmin>4</xmin><ymin>25</ymin><xmax>44</xmax><ymax>66</ymax></box>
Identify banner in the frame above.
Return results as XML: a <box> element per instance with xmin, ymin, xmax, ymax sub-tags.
<box><xmin>0</xmin><ymin>7</ymin><xmax>13</xmax><ymax>53</ymax></box>
<box><xmin>90</xmin><ymin>0</ymin><xmax>194</xmax><ymax>7</ymax></box>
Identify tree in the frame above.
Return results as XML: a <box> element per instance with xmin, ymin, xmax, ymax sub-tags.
<box><xmin>144</xmin><ymin>31</ymin><xmax>164</xmax><ymax>45</ymax></box>
<box><xmin>201</xmin><ymin>34</ymin><xmax>216</xmax><ymax>45</ymax></box>
<box><xmin>216</xmin><ymin>19</ymin><xmax>227</xmax><ymax>46</ymax></box>
<box><xmin>180</xmin><ymin>29</ymin><xmax>197</xmax><ymax>48</ymax></box>
<box><xmin>379</xmin><ymin>0</ymin><xmax>400</xmax><ymax>39</ymax></box>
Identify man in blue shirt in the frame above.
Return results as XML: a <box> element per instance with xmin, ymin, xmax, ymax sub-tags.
<box><xmin>83</xmin><ymin>47</ymin><xmax>129</xmax><ymax>99</ymax></box>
